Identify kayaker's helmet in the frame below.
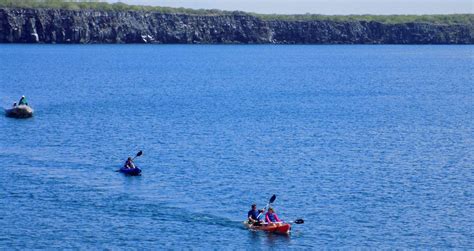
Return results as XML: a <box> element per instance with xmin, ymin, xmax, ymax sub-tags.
<box><xmin>127</xmin><ymin>157</ymin><xmax>132</xmax><ymax>161</ymax></box>
<box><xmin>22</xmin><ymin>95</ymin><xmax>25</xmax><ymax>98</ymax></box>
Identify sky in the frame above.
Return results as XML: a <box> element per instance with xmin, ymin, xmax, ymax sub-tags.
<box><xmin>107</xmin><ymin>0</ymin><xmax>473</xmax><ymax>15</ymax></box>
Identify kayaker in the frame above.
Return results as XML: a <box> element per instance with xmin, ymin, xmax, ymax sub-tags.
<box><xmin>265</xmin><ymin>208</ymin><xmax>282</xmax><ymax>226</ymax></box>
<box><xmin>247</xmin><ymin>204</ymin><xmax>264</xmax><ymax>225</ymax></box>
<box><xmin>124</xmin><ymin>157</ymin><xmax>136</xmax><ymax>169</ymax></box>
<box><xmin>18</xmin><ymin>95</ymin><xmax>28</xmax><ymax>106</ymax></box>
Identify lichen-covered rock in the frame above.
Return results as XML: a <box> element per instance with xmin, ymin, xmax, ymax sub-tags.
<box><xmin>0</xmin><ymin>8</ymin><xmax>472</xmax><ymax>44</ymax></box>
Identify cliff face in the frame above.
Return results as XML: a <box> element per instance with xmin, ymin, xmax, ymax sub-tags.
<box><xmin>0</xmin><ymin>8</ymin><xmax>472</xmax><ymax>44</ymax></box>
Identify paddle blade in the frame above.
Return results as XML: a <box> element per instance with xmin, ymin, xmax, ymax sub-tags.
<box><xmin>294</xmin><ymin>219</ymin><xmax>304</xmax><ymax>224</ymax></box>
<box><xmin>269</xmin><ymin>194</ymin><xmax>276</xmax><ymax>204</ymax></box>
<box><xmin>136</xmin><ymin>151</ymin><xmax>143</xmax><ymax>157</ymax></box>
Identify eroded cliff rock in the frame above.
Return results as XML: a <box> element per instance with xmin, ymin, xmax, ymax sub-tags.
<box><xmin>0</xmin><ymin>8</ymin><xmax>472</xmax><ymax>44</ymax></box>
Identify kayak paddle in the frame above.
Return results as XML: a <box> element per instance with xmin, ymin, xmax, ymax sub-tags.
<box><xmin>290</xmin><ymin>219</ymin><xmax>305</xmax><ymax>224</ymax></box>
<box><xmin>257</xmin><ymin>194</ymin><xmax>276</xmax><ymax>219</ymax></box>
<box><xmin>133</xmin><ymin>150</ymin><xmax>143</xmax><ymax>160</ymax></box>
<box><xmin>258</xmin><ymin>219</ymin><xmax>304</xmax><ymax>225</ymax></box>
<box><xmin>269</xmin><ymin>194</ymin><xmax>277</xmax><ymax>204</ymax></box>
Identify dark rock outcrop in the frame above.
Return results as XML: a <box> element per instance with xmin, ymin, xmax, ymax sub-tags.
<box><xmin>0</xmin><ymin>8</ymin><xmax>472</xmax><ymax>44</ymax></box>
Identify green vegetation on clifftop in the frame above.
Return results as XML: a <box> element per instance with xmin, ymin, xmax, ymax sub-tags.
<box><xmin>0</xmin><ymin>0</ymin><xmax>472</xmax><ymax>25</ymax></box>
<box><xmin>0</xmin><ymin>0</ymin><xmax>229</xmax><ymax>14</ymax></box>
<box><xmin>255</xmin><ymin>13</ymin><xmax>474</xmax><ymax>25</ymax></box>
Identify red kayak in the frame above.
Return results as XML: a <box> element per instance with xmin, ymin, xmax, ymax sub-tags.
<box><xmin>243</xmin><ymin>221</ymin><xmax>291</xmax><ymax>234</ymax></box>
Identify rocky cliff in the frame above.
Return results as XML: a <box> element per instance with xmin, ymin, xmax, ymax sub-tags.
<box><xmin>0</xmin><ymin>8</ymin><xmax>472</xmax><ymax>44</ymax></box>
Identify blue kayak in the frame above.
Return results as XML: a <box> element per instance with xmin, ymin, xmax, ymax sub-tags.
<box><xmin>119</xmin><ymin>167</ymin><xmax>142</xmax><ymax>176</ymax></box>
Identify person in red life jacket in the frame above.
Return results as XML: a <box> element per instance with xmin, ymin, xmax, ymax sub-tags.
<box><xmin>265</xmin><ymin>207</ymin><xmax>282</xmax><ymax>226</ymax></box>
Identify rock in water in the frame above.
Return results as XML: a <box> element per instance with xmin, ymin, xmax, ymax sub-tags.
<box><xmin>5</xmin><ymin>105</ymin><xmax>34</xmax><ymax>118</ymax></box>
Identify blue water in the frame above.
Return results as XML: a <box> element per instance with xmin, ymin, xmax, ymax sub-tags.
<box><xmin>0</xmin><ymin>45</ymin><xmax>473</xmax><ymax>249</ymax></box>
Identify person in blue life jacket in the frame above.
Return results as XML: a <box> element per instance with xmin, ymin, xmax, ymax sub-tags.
<box><xmin>124</xmin><ymin>157</ymin><xmax>136</xmax><ymax>169</ymax></box>
<box><xmin>18</xmin><ymin>95</ymin><xmax>28</xmax><ymax>106</ymax></box>
<box><xmin>248</xmin><ymin>204</ymin><xmax>264</xmax><ymax>226</ymax></box>
<box><xmin>265</xmin><ymin>207</ymin><xmax>283</xmax><ymax>226</ymax></box>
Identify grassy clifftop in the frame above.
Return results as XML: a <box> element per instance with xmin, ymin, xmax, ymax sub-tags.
<box><xmin>0</xmin><ymin>0</ymin><xmax>473</xmax><ymax>25</ymax></box>
<box><xmin>256</xmin><ymin>14</ymin><xmax>474</xmax><ymax>25</ymax></box>
<box><xmin>0</xmin><ymin>0</ymin><xmax>228</xmax><ymax>15</ymax></box>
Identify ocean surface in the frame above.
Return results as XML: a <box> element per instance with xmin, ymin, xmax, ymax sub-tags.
<box><xmin>0</xmin><ymin>45</ymin><xmax>473</xmax><ymax>249</ymax></box>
